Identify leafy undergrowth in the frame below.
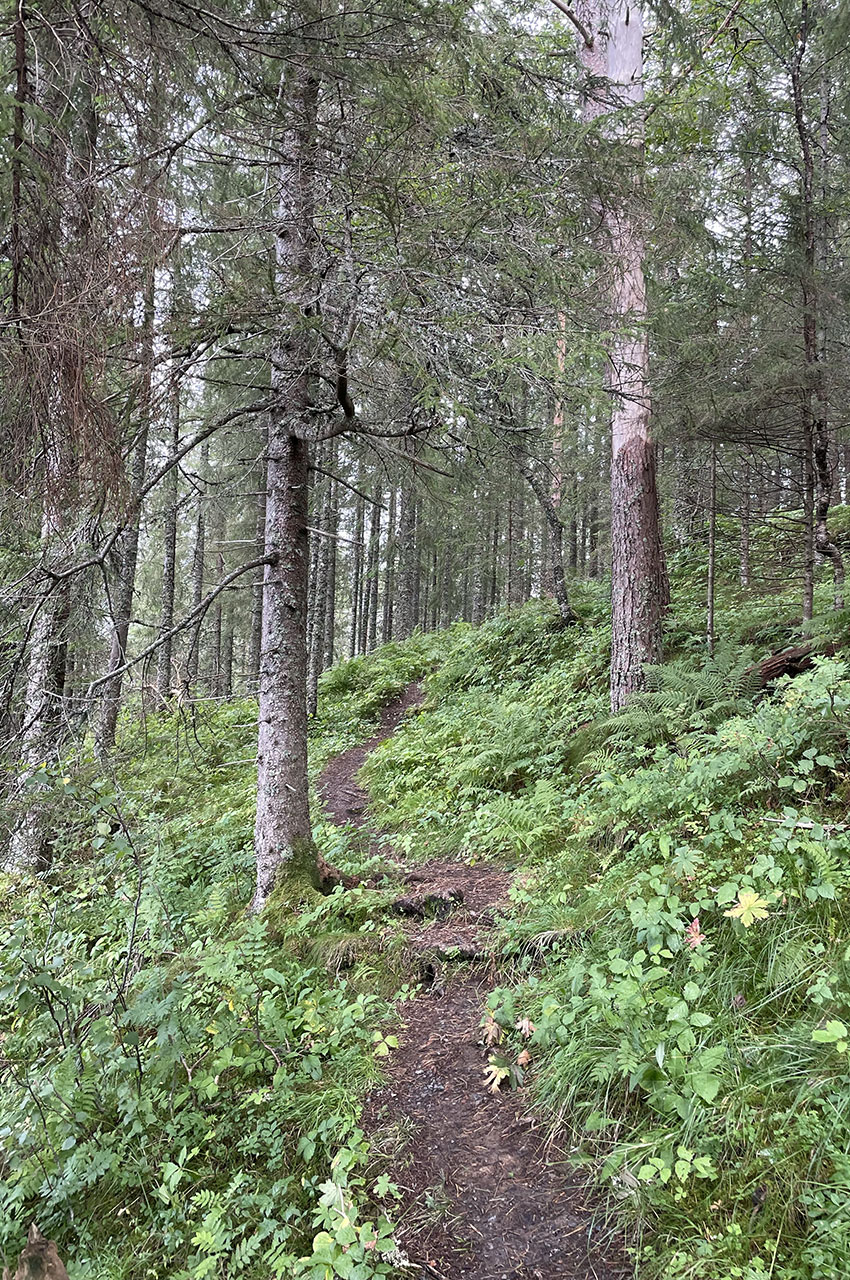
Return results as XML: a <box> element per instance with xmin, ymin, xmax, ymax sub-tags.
<box><xmin>362</xmin><ymin>580</ymin><xmax>850</xmax><ymax>1279</ymax></box>
<box><xmin>6</xmin><ymin>543</ymin><xmax>850</xmax><ymax>1280</ymax></box>
<box><xmin>0</xmin><ymin>633</ymin><xmax>446</xmax><ymax>1279</ymax></box>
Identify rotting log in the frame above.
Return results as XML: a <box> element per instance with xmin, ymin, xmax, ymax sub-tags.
<box><xmin>748</xmin><ymin>641</ymin><xmax>836</xmax><ymax>687</ymax></box>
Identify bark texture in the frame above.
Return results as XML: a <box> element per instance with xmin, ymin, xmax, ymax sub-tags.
<box><xmin>252</xmin><ymin>61</ymin><xmax>319</xmax><ymax>910</ymax></box>
<box><xmin>577</xmin><ymin>0</ymin><xmax>667</xmax><ymax>711</ymax></box>
<box><xmin>253</xmin><ymin>432</ymin><xmax>313</xmax><ymax>910</ymax></box>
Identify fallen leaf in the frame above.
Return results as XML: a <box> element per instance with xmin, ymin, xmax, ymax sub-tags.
<box><xmin>481</xmin><ymin>1013</ymin><xmax>502</xmax><ymax>1047</ymax></box>
<box><xmin>483</xmin><ymin>1054</ymin><xmax>512</xmax><ymax>1093</ymax></box>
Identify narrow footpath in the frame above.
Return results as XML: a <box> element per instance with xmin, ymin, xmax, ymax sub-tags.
<box><xmin>319</xmin><ymin>686</ymin><xmax>631</xmax><ymax>1280</ymax></box>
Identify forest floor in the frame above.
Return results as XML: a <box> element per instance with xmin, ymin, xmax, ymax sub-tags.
<box><xmin>319</xmin><ymin>687</ymin><xmax>631</xmax><ymax>1280</ymax></box>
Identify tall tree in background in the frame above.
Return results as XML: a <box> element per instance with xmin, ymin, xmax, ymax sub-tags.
<box><xmin>561</xmin><ymin>0</ymin><xmax>667</xmax><ymax>709</ymax></box>
<box><xmin>4</xmin><ymin>0</ymin><xmax>117</xmax><ymax>868</ymax></box>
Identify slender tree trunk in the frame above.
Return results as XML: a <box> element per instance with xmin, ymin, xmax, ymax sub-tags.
<box><xmin>211</xmin><ymin>514</ymin><xmax>225</xmax><ymax>695</ymax></box>
<box><xmin>221</xmin><ymin>628</ymin><xmax>233</xmax><ymax>699</ymax></box>
<box><xmin>306</xmin><ymin>440</ymin><xmax>322</xmax><ymax>664</ymax></box>
<box><xmin>7</xmin><ymin>3</ymin><xmax>97</xmax><ymax>863</ymax></box>
<box><xmin>307</xmin><ymin>488</ymin><xmax>329</xmax><ymax>713</ymax></box>
<box><xmin>308</xmin><ymin>463</ymin><xmax>336</xmax><ymax>713</ymax></box>
<box><xmin>411</xmin><ymin>494</ymin><xmax>422</xmax><ymax>628</ymax></box>
<box><xmin>395</xmin><ymin>466</ymin><xmax>417</xmax><ymax>640</ymax></box>
<box><xmin>156</xmin><ymin>370</ymin><xmax>180</xmax><ymax>699</ymax></box>
<box><xmin>357</xmin><ymin>487</ymin><xmax>371</xmax><ymax>653</ymax></box>
<box><xmin>489</xmin><ymin>509</ymin><xmax>500</xmax><ymax>612</ymax></box>
<box><xmin>803</xmin><ymin>425</ymin><xmax>815</xmax><ymax>623</ymax></box>
<box><xmin>587</xmin><ymin>485</ymin><xmax>600</xmax><ymax>579</ymax></box>
<box><xmin>382</xmin><ymin>484</ymin><xmax>396</xmax><ymax>644</ymax></box>
<box><xmin>96</xmin><ymin>320</ymin><xmax>152</xmax><ymax>752</ymax></box>
<box><xmin>471</xmin><ymin>504</ymin><xmax>486</xmax><ymax>625</ymax></box>
<box><xmin>10</xmin><ymin>0</ymin><xmax>28</xmax><ymax>325</ymax></box>
<box><xmin>323</xmin><ymin>475</ymin><xmax>338</xmax><ymax>669</ymax></box>
<box><xmin>515</xmin><ymin>451</ymin><xmax>575</xmax><ymax>625</ymax></box>
<box><xmin>185</xmin><ymin>439</ymin><xmax>209</xmax><ymax>690</ymax></box>
<box><xmin>349</xmin><ymin>487</ymin><xmax>364</xmax><ymax>657</ymax></box>
<box><xmin>254</xmin><ymin>432</ymin><xmax>313</xmax><ymax>906</ymax></box>
<box><xmin>365</xmin><ymin>482</ymin><xmax>381</xmax><ymax>651</ymax></box>
<box><xmin>707</xmin><ymin>443</ymin><xmax>717</xmax><ymax>655</ymax></box>
<box><xmin>568</xmin><ymin>478</ymin><xmax>579</xmax><ymax>573</ymax></box>
<box><xmin>253</xmin><ymin>62</ymin><xmax>319</xmax><ymax>909</ymax></box>
<box><xmin>97</xmin><ymin>49</ymin><xmax>163</xmax><ymax>749</ymax></box>
<box><xmin>740</xmin><ymin>456</ymin><xmax>751</xmax><ymax>588</ymax></box>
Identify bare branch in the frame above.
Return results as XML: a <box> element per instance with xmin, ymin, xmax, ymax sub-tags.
<box><xmin>86</xmin><ymin>555</ymin><xmax>276</xmax><ymax>696</ymax></box>
<box><xmin>549</xmin><ymin>0</ymin><xmax>594</xmax><ymax>49</ymax></box>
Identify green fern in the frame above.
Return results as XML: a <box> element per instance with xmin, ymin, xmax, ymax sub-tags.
<box><xmin>584</xmin><ymin>646</ymin><xmax>761</xmax><ymax>761</ymax></box>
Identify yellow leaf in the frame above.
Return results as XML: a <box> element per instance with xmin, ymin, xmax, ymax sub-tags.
<box><xmin>724</xmin><ymin>891</ymin><xmax>770</xmax><ymax>927</ymax></box>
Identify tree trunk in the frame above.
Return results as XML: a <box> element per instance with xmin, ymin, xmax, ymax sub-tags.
<box><xmin>395</xmin><ymin>468</ymin><xmax>417</xmax><ymax>640</ymax></box>
<box><xmin>249</xmin><ymin>450</ymin><xmax>267</xmax><ymax>690</ymax></box>
<box><xmin>514</xmin><ymin>450</ymin><xmax>575</xmax><ymax>625</ymax></box>
<box><xmin>97</xmin><ymin>52</ymin><xmax>163</xmax><ymax>749</ymax></box>
<box><xmin>440</xmin><ymin>545</ymin><xmax>453</xmax><ymax>629</ymax></box>
<box><xmin>365</xmin><ymin>481</ymin><xmax>381</xmax><ymax>651</ymax></box>
<box><xmin>382</xmin><ymin>484</ymin><xmax>396</xmax><ymax>644</ymax></box>
<box><xmin>471</xmin><ymin>504</ymin><xmax>486</xmax><ymax>625</ymax></box>
<box><xmin>306</xmin><ymin>440</ymin><xmax>323</xmax><ymax>665</ymax></box>
<box><xmin>802</xmin><ymin>424</ymin><xmax>815</xmax><ymax>623</ymax></box>
<box><xmin>411</xmin><ymin>494</ymin><xmax>422</xmax><ymax>628</ymax></box>
<box><xmin>323</xmin><ymin>474</ymin><xmax>338</xmax><ymax>669</ymax></box>
<box><xmin>211</xmin><ymin>514</ymin><xmax>225</xmax><ymax>696</ymax></box>
<box><xmin>707</xmin><ymin>443</ymin><xmax>717</xmax><ymax>655</ymax></box>
<box><xmin>156</xmin><ymin>370</ymin><xmax>180</xmax><ymax>699</ymax></box>
<box><xmin>575</xmin><ymin>0</ymin><xmax>667</xmax><ymax>711</ymax></box>
<box><xmin>489</xmin><ymin>508</ymin><xmax>500</xmax><ymax>613</ymax></box>
<box><xmin>587</xmin><ymin>485</ymin><xmax>600</xmax><ymax>579</ymax></box>
<box><xmin>791</xmin><ymin>35</ymin><xmax>843</xmax><ymax>612</ymax></box>
<box><xmin>357</xmin><ymin>484</ymin><xmax>371</xmax><ymax>653</ymax></box>
<box><xmin>96</xmin><ymin>354</ymin><xmax>151</xmax><ymax>752</ymax></box>
<box><xmin>253</xmin><ymin>62</ymin><xmax>319</xmax><ymax>910</ymax></box>
<box><xmin>349</xmin><ymin>486</ymin><xmax>364</xmax><ymax>657</ymax></box>
<box><xmin>221</xmin><ymin>627</ymin><xmax>233</xmax><ymax>699</ymax></box>
<box><xmin>308</xmin><ymin>463</ymin><xmax>335</xmax><ymax>714</ymax></box>
<box><xmin>254</xmin><ymin>432</ymin><xmax>313</xmax><ymax>907</ymax></box>
<box><xmin>740</xmin><ymin>455</ymin><xmax>751</xmax><ymax>589</ymax></box>
<box><xmin>7</xmin><ymin>461</ymin><xmax>66</xmax><ymax>872</ymax></box>
<box><xmin>185</xmin><ymin>439</ymin><xmax>209</xmax><ymax>691</ymax></box>
<box><xmin>568</xmin><ymin>477</ymin><xmax>579</xmax><ymax>573</ymax></box>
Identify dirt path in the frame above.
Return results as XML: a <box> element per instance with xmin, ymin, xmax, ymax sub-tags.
<box><xmin>319</xmin><ymin>687</ymin><xmax>630</xmax><ymax>1280</ymax></box>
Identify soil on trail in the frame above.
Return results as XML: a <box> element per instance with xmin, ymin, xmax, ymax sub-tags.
<box><xmin>320</xmin><ymin>681</ymin><xmax>424</xmax><ymax>830</ymax></box>
<box><xmin>319</xmin><ymin>685</ymin><xmax>631</xmax><ymax>1280</ymax></box>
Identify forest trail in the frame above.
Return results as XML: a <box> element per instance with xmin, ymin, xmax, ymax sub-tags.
<box><xmin>319</xmin><ymin>688</ymin><xmax>630</xmax><ymax>1280</ymax></box>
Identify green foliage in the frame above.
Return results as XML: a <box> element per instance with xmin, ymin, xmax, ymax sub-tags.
<box><xmin>588</xmin><ymin>645</ymin><xmax>762</xmax><ymax>759</ymax></box>
<box><xmin>363</xmin><ymin>598</ymin><xmax>609</xmax><ymax>859</ymax></box>
<box><xmin>365</xmin><ymin>599</ymin><xmax>850</xmax><ymax>1279</ymax></box>
<box><xmin>10</xmin><ymin>580</ymin><xmax>850</xmax><ymax>1279</ymax></box>
<box><xmin>0</xmin><ymin>635</ymin><xmax>439</xmax><ymax>1278</ymax></box>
